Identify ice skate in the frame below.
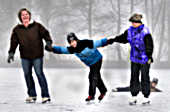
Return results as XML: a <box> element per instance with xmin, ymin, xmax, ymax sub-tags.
<box><xmin>142</xmin><ymin>97</ymin><xmax>151</xmax><ymax>105</ymax></box>
<box><xmin>42</xmin><ymin>97</ymin><xmax>51</xmax><ymax>104</ymax></box>
<box><xmin>85</xmin><ymin>96</ymin><xmax>95</xmax><ymax>102</ymax></box>
<box><xmin>25</xmin><ymin>97</ymin><xmax>36</xmax><ymax>103</ymax></box>
<box><xmin>129</xmin><ymin>96</ymin><xmax>137</xmax><ymax>105</ymax></box>
<box><xmin>98</xmin><ymin>92</ymin><xmax>106</xmax><ymax>102</ymax></box>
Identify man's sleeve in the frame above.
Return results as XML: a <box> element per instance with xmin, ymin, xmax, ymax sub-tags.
<box><xmin>53</xmin><ymin>46</ymin><xmax>71</xmax><ymax>54</ymax></box>
<box><xmin>38</xmin><ymin>23</ymin><xmax>53</xmax><ymax>43</ymax></box>
<box><xmin>8</xmin><ymin>29</ymin><xmax>19</xmax><ymax>54</ymax></box>
<box><xmin>114</xmin><ymin>30</ymin><xmax>129</xmax><ymax>44</ymax></box>
<box><xmin>144</xmin><ymin>34</ymin><xmax>154</xmax><ymax>62</ymax></box>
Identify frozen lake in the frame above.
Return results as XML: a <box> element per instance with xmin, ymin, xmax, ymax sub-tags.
<box><xmin>0</xmin><ymin>68</ymin><xmax>169</xmax><ymax>112</ymax></box>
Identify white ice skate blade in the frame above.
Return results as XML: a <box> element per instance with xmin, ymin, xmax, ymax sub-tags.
<box><xmin>26</xmin><ymin>100</ymin><xmax>36</xmax><ymax>104</ymax></box>
<box><xmin>142</xmin><ymin>101</ymin><xmax>151</xmax><ymax>105</ymax></box>
<box><xmin>129</xmin><ymin>101</ymin><xmax>137</xmax><ymax>106</ymax></box>
<box><xmin>86</xmin><ymin>100</ymin><xmax>95</xmax><ymax>105</ymax></box>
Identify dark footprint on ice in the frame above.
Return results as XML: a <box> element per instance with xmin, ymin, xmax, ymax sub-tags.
<box><xmin>0</xmin><ymin>102</ymin><xmax>8</xmax><ymax>104</ymax></box>
<box><xmin>47</xmin><ymin>104</ymin><xmax>74</xmax><ymax>111</ymax></box>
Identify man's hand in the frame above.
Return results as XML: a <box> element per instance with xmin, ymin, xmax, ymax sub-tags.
<box><xmin>147</xmin><ymin>59</ymin><xmax>151</xmax><ymax>64</ymax></box>
<box><xmin>7</xmin><ymin>52</ymin><xmax>14</xmax><ymax>63</ymax></box>
<box><xmin>107</xmin><ymin>38</ymin><xmax>115</xmax><ymax>45</ymax></box>
<box><xmin>45</xmin><ymin>41</ymin><xmax>53</xmax><ymax>52</ymax></box>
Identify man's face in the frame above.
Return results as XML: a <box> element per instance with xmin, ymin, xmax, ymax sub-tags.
<box><xmin>21</xmin><ymin>10</ymin><xmax>30</xmax><ymax>23</ymax></box>
<box><xmin>70</xmin><ymin>40</ymin><xmax>77</xmax><ymax>48</ymax></box>
<box><xmin>132</xmin><ymin>22</ymin><xmax>141</xmax><ymax>28</ymax></box>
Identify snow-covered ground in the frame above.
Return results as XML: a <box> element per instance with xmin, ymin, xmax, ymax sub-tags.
<box><xmin>0</xmin><ymin>68</ymin><xmax>169</xmax><ymax>112</ymax></box>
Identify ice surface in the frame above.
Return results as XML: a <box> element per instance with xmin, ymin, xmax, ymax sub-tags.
<box><xmin>0</xmin><ymin>68</ymin><xmax>169</xmax><ymax>112</ymax></box>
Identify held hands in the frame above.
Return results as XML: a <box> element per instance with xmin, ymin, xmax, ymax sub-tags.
<box><xmin>45</xmin><ymin>41</ymin><xmax>53</xmax><ymax>52</ymax></box>
<box><xmin>7</xmin><ymin>52</ymin><xmax>14</xmax><ymax>63</ymax></box>
<box><xmin>107</xmin><ymin>38</ymin><xmax>115</xmax><ymax>45</ymax></box>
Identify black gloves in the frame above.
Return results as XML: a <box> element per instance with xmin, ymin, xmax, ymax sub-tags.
<box><xmin>146</xmin><ymin>52</ymin><xmax>153</xmax><ymax>64</ymax></box>
<box><xmin>7</xmin><ymin>52</ymin><xmax>14</xmax><ymax>63</ymax></box>
<box><xmin>107</xmin><ymin>38</ymin><xmax>115</xmax><ymax>45</ymax></box>
<box><xmin>45</xmin><ymin>41</ymin><xmax>53</xmax><ymax>52</ymax></box>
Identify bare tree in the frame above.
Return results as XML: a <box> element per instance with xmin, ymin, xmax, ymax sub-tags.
<box><xmin>157</xmin><ymin>0</ymin><xmax>166</xmax><ymax>62</ymax></box>
<box><xmin>115</xmin><ymin>0</ymin><xmax>122</xmax><ymax>61</ymax></box>
<box><xmin>88</xmin><ymin>0</ymin><xmax>93</xmax><ymax>38</ymax></box>
<box><xmin>168</xmin><ymin>0</ymin><xmax>170</xmax><ymax>63</ymax></box>
<box><xmin>145</xmin><ymin>0</ymin><xmax>150</xmax><ymax>27</ymax></box>
<box><xmin>151</xmin><ymin>0</ymin><xmax>154</xmax><ymax>33</ymax></box>
<box><xmin>152</xmin><ymin>0</ymin><xmax>164</xmax><ymax>34</ymax></box>
<box><xmin>130</xmin><ymin>0</ymin><xmax>134</xmax><ymax>14</ymax></box>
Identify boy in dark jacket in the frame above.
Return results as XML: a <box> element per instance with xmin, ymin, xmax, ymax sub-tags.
<box><xmin>46</xmin><ymin>32</ymin><xmax>108</xmax><ymax>102</ymax></box>
<box><xmin>107</xmin><ymin>13</ymin><xmax>154</xmax><ymax>105</ymax></box>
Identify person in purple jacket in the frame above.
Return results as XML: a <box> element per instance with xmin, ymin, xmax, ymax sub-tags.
<box><xmin>107</xmin><ymin>13</ymin><xmax>154</xmax><ymax>105</ymax></box>
<box><xmin>46</xmin><ymin>32</ymin><xmax>109</xmax><ymax>102</ymax></box>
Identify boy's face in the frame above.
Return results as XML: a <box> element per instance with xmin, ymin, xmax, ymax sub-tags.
<box><xmin>132</xmin><ymin>22</ymin><xmax>141</xmax><ymax>28</ymax></box>
<box><xmin>70</xmin><ymin>40</ymin><xmax>77</xmax><ymax>48</ymax></box>
<box><xmin>151</xmin><ymin>82</ymin><xmax>157</xmax><ymax>88</ymax></box>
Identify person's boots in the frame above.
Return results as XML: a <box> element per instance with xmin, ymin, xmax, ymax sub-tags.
<box><xmin>98</xmin><ymin>92</ymin><xmax>106</xmax><ymax>101</ymax></box>
<box><xmin>85</xmin><ymin>96</ymin><xmax>95</xmax><ymax>102</ymax></box>
<box><xmin>42</xmin><ymin>97</ymin><xmax>51</xmax><ymax>104</ymax></box>
<box><xmin>142</xmin><ymin>97</ymin><xmax>151</xmax><ymax>105</ymax></box>
<box><xmin>129</xmin><ymin>96</ymin><xmax>137</xmax><ymax>105</ymax></box>
<box><xmin>25</xmin><ymin>96</ymin><xmax>37</xmax><ymax>103</ymax></box>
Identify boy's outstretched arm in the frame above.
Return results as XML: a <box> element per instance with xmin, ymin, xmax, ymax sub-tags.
<box><xmin>93</xmin><ymin>38</ymin><xmax>108</xmax><ymax>48</ymax></box>
<box><xmin>52</xmin><ymin>46</ymin><xmax>71</xmax><ymax>54</ymax></box>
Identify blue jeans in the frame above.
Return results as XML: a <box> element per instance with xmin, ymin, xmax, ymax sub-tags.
<box><xmin>21</xmin><ymin>58</ymin><xmax>50</xmax><ymax>98</ymax></box>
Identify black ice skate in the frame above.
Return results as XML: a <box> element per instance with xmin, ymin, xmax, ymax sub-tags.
<box><xmin>42</xmin><ymin>97</ymin><xmax>51</xmax><ymax>104</ymax></box>
<box><xmin>85</xmin><ymin>96</ymin><xmax>95</xmax><ymax>102</ymax></box>
<box><xmin>98</xmin><ymin>93</ymin><xmax>106</xmax><ymax>101</ymax></box>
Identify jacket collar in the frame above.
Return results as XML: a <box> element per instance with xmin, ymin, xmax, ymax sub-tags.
<box><xmin>18</xmin><ymin>19</ymin><xmax>34</xmax><ymax>25</ymax></box>
<box><xmin>130</xmin><ymin>24</ymin><xmax>144</xmax><ymax>31</ymax></box>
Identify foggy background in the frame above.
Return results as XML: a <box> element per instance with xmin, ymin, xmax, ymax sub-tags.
<box><xmin>0</xmin><ymin>1</ymin><xmax>170</xmax><ymax>111</ymax></box>
<box><xmin>0</xmin><ymin>0</ymin><xmax>170</xmax><ymax>68</ymax></box>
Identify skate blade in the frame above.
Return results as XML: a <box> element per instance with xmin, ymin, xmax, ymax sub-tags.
<box><xmin>142</xmin><ymin>101</ymin><xmax>150</xmax><ymax>105</ymax></box>
<box><xmin>98</xmin><ymin>99</ymin><xmax>104</xmax><ymax>103</ymax></box>
<box><xmin>129</xmin><ymin>101</ymin><xmax>137</xmax><ymax>106</ymax></box>
<box><xmin>42</xmin><ymin>99</ymin><xmax>51</xmax><ymax>104</ymax></box>
<box><xmin>86</xmin><ymin>100</ymin><xmax>95</xmax><ymax>105</ymax></box>
<box><xmin>26</xmin><ymin>100</ymin><xmax>36</xmax><ymax>103</ymax></box>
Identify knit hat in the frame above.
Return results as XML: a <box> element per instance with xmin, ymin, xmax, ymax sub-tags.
<box><xmin>67</xmin><ymin>32</ymin><xmax>79</xmax><ymax>43</ymax></box>
<box><xmin>152</xmin><ymin>78</ymin><xmax>158</xmax><ymax>84</ymax></box>
<box><xmin>129</xmin><ymin>13</ymin><xmax>143</xmax><ymax>23</ymax></box>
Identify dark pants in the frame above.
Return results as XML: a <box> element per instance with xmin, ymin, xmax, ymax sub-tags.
<box><xmin>21</xmin><ymin>58</ymin><xmax>50</xmax><ymax>98</ymax></box>
<box><xmin>130</xmin><ymin>62</ymin><xmax>150</xmax><ymax>98</ymax></box>
<box><xmin>88</xmin><ymin>59</ymin><xmax>107</xmax><ymax>97</ymax></box>
<box><xmin>117</xmin><ymin>87</ymin><xmax>130</xmax><ymax>92</ymax></box>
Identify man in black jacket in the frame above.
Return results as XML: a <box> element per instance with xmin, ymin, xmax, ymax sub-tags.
<box><xmin>8</xmin><ymin>8</ymin><xmax>52</xmax><ymax>103</ymax></box>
